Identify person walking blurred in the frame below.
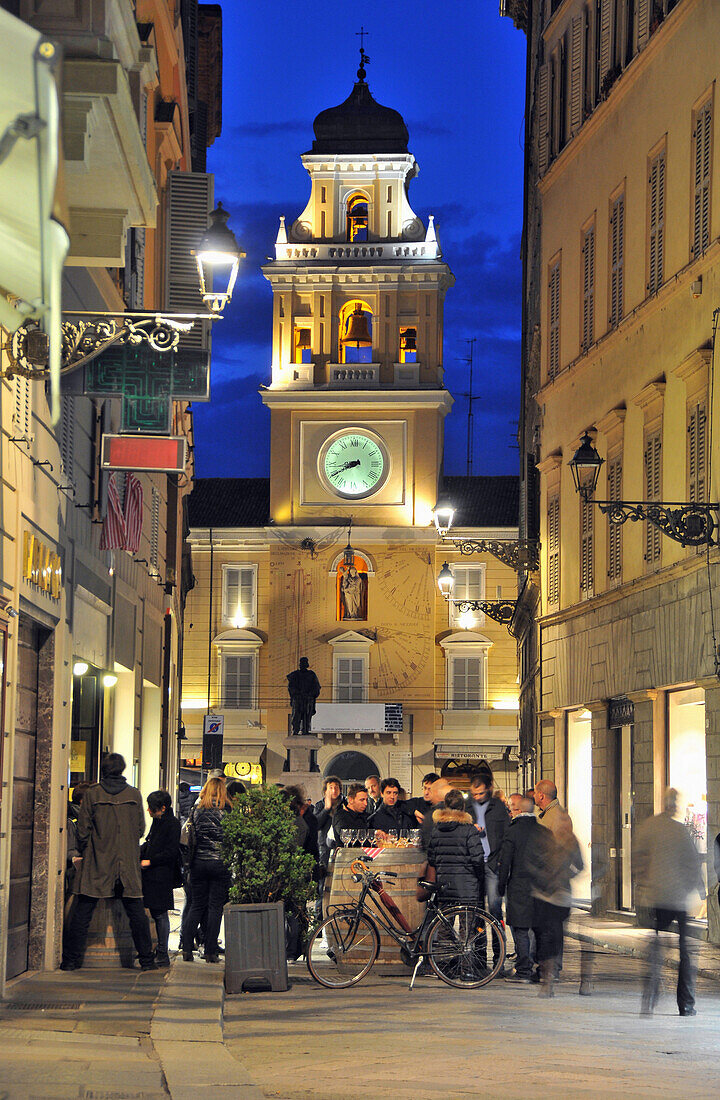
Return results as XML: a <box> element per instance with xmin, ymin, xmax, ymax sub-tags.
<box><xmin>635</xmin><ymin>787</ymin><xmax>705</xmax><ymax>1017</ymax></box>
<box><xmin>529</xmin><ymin>809</ymin><xmax>583</xmax><ymax>997</ymax></box>
<box><xmin>181</xmin><ymin>776</ymin><xmax>233</xmax><ymax>964</ymax></box>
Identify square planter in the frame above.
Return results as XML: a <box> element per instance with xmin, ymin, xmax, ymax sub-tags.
<box><xmin>223</xmin><ymin>901</ymin><xmax>289</xmax><ymax>993</ymax></box>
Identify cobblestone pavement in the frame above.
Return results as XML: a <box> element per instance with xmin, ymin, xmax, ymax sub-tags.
<box><xmin>223</xmin><ymin>937</ymin><xmax>720</xmax><ymax>1100</ymax></box>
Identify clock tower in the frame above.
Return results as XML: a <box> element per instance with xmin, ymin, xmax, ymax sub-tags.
<box><xmin>261</xmin><ymin>51</ymin><xmax>454</xmax><ymax>526</ymax></box>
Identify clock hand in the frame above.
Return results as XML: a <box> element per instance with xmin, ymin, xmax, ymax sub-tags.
<box><xmin>329</xmin><ymin>459</ymin><xmax>362</xmax><ymax>475</ymax></box>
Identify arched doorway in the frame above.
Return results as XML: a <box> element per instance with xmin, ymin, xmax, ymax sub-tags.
<box><xmin>325</xmin><ymin>750</ymin><xmax>377</xmax><ymax>793</ymax></box>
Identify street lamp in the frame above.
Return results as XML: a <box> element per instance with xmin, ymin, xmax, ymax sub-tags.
<box><xmin>433</xmin><ymin>495</ymin><xmax>455</xmax><ymax>536</ymax></box>
<box><xmin>437</xmin><ymin>563</ymin><xmax>517</xmax><ymax>626</ymax></box>
<box><xmin>193</xmin><ymin>203</ymin><xmax>245</xmax><ymax>315</ymax></box>
<box><xmin>432</xmin><ymin>494</ymin><xmax>538</xmax><ymax>572</ymax></box>
<box><xmin>569</xmin><ymin>431</ymin><xmax>720</xmax><ymax>547</ymax></box>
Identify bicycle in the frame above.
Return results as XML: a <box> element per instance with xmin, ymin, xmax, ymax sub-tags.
<box><xmin>306</xmin><ymin>856</ymin><xmax>506</xmax><ymax>990</ymax></box>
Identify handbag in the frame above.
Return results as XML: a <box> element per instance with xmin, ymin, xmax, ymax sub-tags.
<box><xmin>179</xmin><ymin>809</ymin><xmax>196</xmax><ymax>866</ymax></box>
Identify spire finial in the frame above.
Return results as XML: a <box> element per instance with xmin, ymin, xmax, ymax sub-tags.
<box><xmin>355</xmin><ymin>26</ymin><xmax>370</xmax><ymax>82</ymax></box>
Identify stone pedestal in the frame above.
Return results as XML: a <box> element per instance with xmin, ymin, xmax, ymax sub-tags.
<box><xmin>283</xmin><ymin>736</ymin><xmax>323</xmax><ymax>802</ymax></box>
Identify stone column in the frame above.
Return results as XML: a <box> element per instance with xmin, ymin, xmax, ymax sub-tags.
<box><xmin>627</xmin><ymin>691</ymin><xmax>658</xmax><ymax>830</ymax></box>
<box><xmin>282</xmin><ymin>736</ymin><xmax>323</xmax><ymax>803</ymax></box>
<box><xmin>700</xmin><ymin>680</ymin><xmax>720</xmax><ymax>908</ymax></box>
<box><xmin>589</xmin><ymin>704</ymin><xmax>612</xmax><ymax>916</ymax></box>
<box><xmin>538</xmin><ymin>713</ymin><xmax>558</xmax><ymax>779</ymax></box>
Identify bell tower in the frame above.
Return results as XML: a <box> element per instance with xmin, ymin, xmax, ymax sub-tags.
<box><xmin>261</xmin><ymin>50</ymin><xmax>454</xmax><ymax>527</ymax></box>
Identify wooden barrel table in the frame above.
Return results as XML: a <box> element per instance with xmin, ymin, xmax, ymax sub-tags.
<box><xmin>325</xmin><ymin>847</ymin><xmax>427</xmax><ymax>966</ymax></box>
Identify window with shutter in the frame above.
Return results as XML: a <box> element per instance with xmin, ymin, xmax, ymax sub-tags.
<box><xmin>222</xmin><ymin>654</ymin><xmax>254</xmax><ymax>709</ymax></box>
<box><xmin>450</xmin><ymin>656</ymin><xmax>485</xmax><ymax>710</ymax></box>
<box><xmin>599</xmin><ymin>0</ymin><xmax>613</xmax><ymax>88</ymax></box>
<box><xmin>580</xmin><ymin>479</ymin><xmax>594</xmax><ymax>598</ymax></box>
<box><xmin>637</xmin><ymin>0</ymin><xmax>650</xmax><ymax>49</ymax></box>
<box><xmin>150</xmin><ymin>487</ymin><xmax>160</xmax><ymax>572</ymax></box>
<box><xmin>570</xmin><ymin>14</ymin><xmax>584</xmax><ymax>135</ymax></box>
<box><xmin>166</xmin><ymin>171</ymin><xmax>212</xmax><ymax>352</ymax></box>
<box><xmin>644</xmin><ymin>431</ymin><xmax>662</xmax><ymax>567</ymax></box>
<box><xmin>547</xmin><ymin>494</ymin><xmax>560</xmax><ymax>607</ymax></box>
<box><xmin>607</xmin><ymin>456</ymin><xmax>623</xmax><ymax>584</ymax></box>
<box><xmin>13</xmin><ymin>375</ymin><xmax>32</xmax><ymax>444</ymax></box>
<box><xmin>336</xmin><ymin>657</ymin><xmax>366</xmax><ymax>703</ymax></box>
<box><xmin>222</xmin><ymin>566</ymin><xmax>257</xmax><ymax>626</ymax></box>
<box><xmin>537</xmin><ymin>63</ymin><xmax>550</xmax><ymax>175</ymax></box>
<box><xmin>449</xmin><ymin>566</ymin><xmax>485</xmax><ymax>627</ymax></box>
<box><xmin>648</xmin><ymin>150</ymin><xmax>665</xmax><ymax>294</ymax></box>
<box><xmin>692</xmin><ymin>100</ymin><xmax>712</xmax><ymax>258</ymax></box>
<box><xmin>688</xmin><ymin>401</ymin><xmax>707</xmax><ymax>503</ymax></box>
<box><xmin>548</xmin><ymin>258</ymin><xmax>561</xmax><ymax>380</ymax></box>
<box><xmin>582</xmin><ymin>223</ymin><xmax>595</xmax><ymax>349</ymax></box>
<box><xmin>60</xmin><ymin>396</ymin><xmax>75</xmax><ymax>484</ymax></box>
<box><xmin>609</xmin><ymin>192</ymin><xmax>625</xmax><ymax>327</ymax></box>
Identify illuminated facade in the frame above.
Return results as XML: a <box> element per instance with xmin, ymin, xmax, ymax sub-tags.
<box><xmin>505</xmin><ymin>0</ymin><xmax>720</xmax><ymax>916</ymax></box>
<box><xmin>182</xmin><ymin>63</ymin><xmax>520</xmax><ymax>798</ymax></box>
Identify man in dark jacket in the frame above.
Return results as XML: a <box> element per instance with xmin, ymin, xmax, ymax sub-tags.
<box><xmin>368</xmin><ymin>777</ymin><xmax>417</xmax><ymax>835</ymax></box>
<box><xmin>178</xmin><ymin>781</ymin><xmax>195</xmax><ymax>825</ymax></box>
<box><xmin>498</xmin><ymin>793</ymin><xmax>541</xmax><ymax>982</ymax></box>
<box><xmin>141</xmin><ymin>790</ymin><xmax>181</xmax><ymax>966</ymax></box>
<box><xmin>405</xmin><ymin>772</ymin><xmax>440</xmax><ymax>823</ymax></box>
<box><xmin>468</xmin><ymin>773</ymin><xmax>510</xmax><ymax>933</ymax></box>
<box><xmin>313</xmin><ymin>775</ymin><xmax>344</xmax><ymax>921</ymax></box>
<box><xmin>61</xmin><ymin>753</ymin><xmax>155</xmax><ymax>971</ymax></box>
<box><xmin>426</xmin><ymin>789</ymin><xmax>485</xmax><ymax>903</ymax></box>
<box><xmin>332</xmin><ymin>784</ymin><xmax>370</xmax><ymax>839</ymax></box>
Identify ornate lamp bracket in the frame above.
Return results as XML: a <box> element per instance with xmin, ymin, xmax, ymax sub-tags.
<box><xmin>452</xmin><ymin>599</ymin><xmax>517</xmax><ymax>626</ymax></box>
<box><xmin>443</xmin><ymin>537</ymin><xmax>539</xmax><ymax>572</ymax></box>
<box><xmin>593</xmin><ymin>499</ymin><xmax>719</xmax><ymax>548</ymax></box>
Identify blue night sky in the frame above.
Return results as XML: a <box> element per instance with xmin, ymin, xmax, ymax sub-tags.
<box><xmin>194</xmin><ymin>0</ymin><xmax>527</xmax><ymax>479</ymax></box>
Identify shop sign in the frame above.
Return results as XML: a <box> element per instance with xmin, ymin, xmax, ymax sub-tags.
<box><xmin>202</xmin><ymin>713</ymin><xmax>224</xmax><ymax>771</ymax></box>
<box><xmin>224</xmin><ymin>762</ymin><xmax>262</xmax><ymax>785</ymax></box>
<box><xmin>608</xmin><ymin>696</ymin><xmax>634</xmax><ymax>728</ymax></box>
<box><xmin>23</xmin><ymin>531</ymin><xmax>61</xmax><ymax>599</ymax></box>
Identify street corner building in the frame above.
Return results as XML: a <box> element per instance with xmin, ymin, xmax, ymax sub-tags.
<box><xmin>0</xmin><ymin>0</ymin><xmax>223</xmax><ymax>989</ymax></box>
<box><xmin>180</xmin><ymin>64</ymin><xmax>521</xmax><ymax>801</ymax></box>
<box><xmin>504</xmin><ymin>0</ymin><xmax>720</xmax><ymax>918</ymax></box>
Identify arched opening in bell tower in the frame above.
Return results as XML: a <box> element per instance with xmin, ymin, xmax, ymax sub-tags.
<box><xmin>339</xmin><ymin>299</ymin><xmax>373</xmax><ymax>364</ymax></box>
<box><xmin>346</xmin><ymin>193</ymin><xmax>369</xmax><ymax>242</ymax></box>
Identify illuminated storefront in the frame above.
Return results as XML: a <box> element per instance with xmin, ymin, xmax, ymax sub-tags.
<box><xmin>668</xmin><ymin>686</ymin><xmax>707</xmax><ymax>910</ymax></box>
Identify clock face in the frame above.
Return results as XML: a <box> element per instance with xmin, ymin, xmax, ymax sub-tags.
<box><xmin>320</xmin><ymin>430</ymin><xmax>389</xmax><ymax>498</ymax></box>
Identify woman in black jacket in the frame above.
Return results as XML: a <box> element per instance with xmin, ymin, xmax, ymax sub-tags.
<box><xmin>426</xmin><ymin>789</ymin><xmax>485</xmax><ymax>904</ymax></box>
<box><xmin>181</xmin><ymin>777</ymin><xmax>233</xmax><ymax>964</ymax></box>
<box><xmin>141</xmin><ymin>790</ymin><xmax>181</xmax><ymax>966</ymax></box>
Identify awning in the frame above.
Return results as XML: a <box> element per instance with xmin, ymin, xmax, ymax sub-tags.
<box><xmin>0</xmin><ymin>9</ymin><xmax>69</xmax><ymax>421</ymax></box>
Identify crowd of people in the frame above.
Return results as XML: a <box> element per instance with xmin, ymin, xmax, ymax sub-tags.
<box><xmin>60</xmin><ymin>754</ymin><xmax>710</xmax><ymax>1015</ymax></box>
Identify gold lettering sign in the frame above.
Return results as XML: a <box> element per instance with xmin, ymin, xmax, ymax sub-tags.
<box><xmin>22</xmin><ymin>530</ymin><xmax>62</xmax><ymax>600</ymax></box>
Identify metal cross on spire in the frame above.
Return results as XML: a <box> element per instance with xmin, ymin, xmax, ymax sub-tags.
<box><xmin>355</xmin><ymin>26</ymin><xmax>370</xmax><ymax>80</ymax></box>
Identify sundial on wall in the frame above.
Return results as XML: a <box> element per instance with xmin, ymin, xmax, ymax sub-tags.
<box><xmin>376</xmin><ymin>549</ymin><xmax>434</xmax><ymax>619</ymax></box>
<box><xmin>372</xmin><ymin>625</ymin><xmax>432</xmax><ymax>694</ymax></box>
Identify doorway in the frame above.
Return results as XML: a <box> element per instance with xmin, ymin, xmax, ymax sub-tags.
<box><xmin>566</xmin><ymin>710</ymin><xmax>592</xmax><ymax>903</ymax></box>
<box><xmin>614</xmin><ymin>723</ymin><xmax>634</xmax><ymax>911</ymax></box>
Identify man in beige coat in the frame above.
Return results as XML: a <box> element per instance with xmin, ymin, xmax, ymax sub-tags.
<box><xmin>61</xmin><ymin>753</ymin><xmax>155</xmax><ymax>971</ymax></box>
<box><xmin>635</xmin><ymin>788</ymin><xmax>705</xmax><ymax>1017</ymax></box>
<box><xmin>534</xmin><ymin>779</ymin><xmax>566</xmax><ymax>836</ymax></box>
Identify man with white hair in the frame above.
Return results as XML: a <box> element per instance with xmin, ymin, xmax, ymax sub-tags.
<box><xmin>634</xmin><ymin>787</ymin><xmax>705</xmax><ymax>1017</ymax></box>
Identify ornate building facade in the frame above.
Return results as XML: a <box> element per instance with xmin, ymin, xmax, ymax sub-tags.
<box><xmin>182</xmin><ymin>63</ymin><xmax>521</xmax><ymax>799</ymax></box>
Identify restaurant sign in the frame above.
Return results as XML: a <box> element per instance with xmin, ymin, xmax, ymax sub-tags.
<box><xmin>23</xmin><ymin>531</ymin><xmax>61</xmax><ymax>599</ymax></box>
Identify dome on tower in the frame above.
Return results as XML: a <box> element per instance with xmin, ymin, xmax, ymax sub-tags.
<box><xmin>309</xmin><ymin>61</ymin><xmax>409</xmax><ymax>155</ymax></box>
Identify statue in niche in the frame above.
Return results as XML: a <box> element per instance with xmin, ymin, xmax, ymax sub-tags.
<box><xmin>287</xmin><ymin>657</ymin><xmax>321</xmax><ymax>736</ymax></box>
<box><xmin>340</xmin><ymin>564</ymin><xmax>368</xmax><ymax>620</ymax></box>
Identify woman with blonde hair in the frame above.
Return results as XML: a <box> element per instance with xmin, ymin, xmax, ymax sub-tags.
<box><xmin>181</xmin><ymin>776</ymin><xmax>233</xmax><ymax>963</ymax></box>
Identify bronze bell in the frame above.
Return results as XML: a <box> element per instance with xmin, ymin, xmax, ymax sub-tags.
<box><xmin>341</xmin><ymin>305</ymin><xmax>372</xmax><ymax>346</ymax></box>
<box><xmin>401</xmin><ymin>327</ymin><xmax>417</xmax><ymax>351</ymax></box>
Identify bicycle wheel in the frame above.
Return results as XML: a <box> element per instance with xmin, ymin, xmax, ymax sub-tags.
<box><xmin>425</xmin><ymin>905</ymin><xmax>506</xmax><ymax>989</ymax></box>
<box><xmin>306</xmin><ymin>911</ymin><xmax>380</xmax><ymax>988</ymax></box>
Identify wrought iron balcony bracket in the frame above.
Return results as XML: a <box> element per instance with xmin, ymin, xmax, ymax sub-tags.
<box><xmin>453</xmin><ymin>599</ymin><xmax>517</xmax><ymax>625</ymax></box>
<box><xmin>587</xmin><ymin>496</ymin><xmax>720</xmax><ymax>548</ymax></box>
<box><xmin>2</xmin><ymin>311</ymin><xmax>215</xmax><ymax>379</ymax></box>
<box><xmin>443</xmin><ymin>538</ymin><xmax>539</xmax><ymax>572</ymax></box>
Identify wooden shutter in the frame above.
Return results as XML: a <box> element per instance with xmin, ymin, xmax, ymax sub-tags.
<box><xmin>688</xmin><ymin>401</ymin><xmax>707</xmax><ymax>503</ymax></box>
<box><xmin>165</xmin><ymin>170</ymin><xmax>212</xmax><ymax>351</ymax></box>
<box><xmin>13</xmin><ymin>375</ymin><xmax>31</xmax><ymax>443</ymax></box>
<box><xmin>582</xmin><ymin>224</ymin><xmax>595</xmax><ymax>349</ymax></box>
<box><xmin>599</xmin><ymin>0</ymin><xmax>613</xmax><ymax>87</ymax></box>
<box><xmin>610</xmin><ymin>193</ymin><xmax>625</xmax><ymax>327</ymax></box>
<box><xmin>637</xmin><ymin>0</ymin><xmax>650</xmax><ymax>49</ymax></box>
<box><xmin>60</xmin><ymin>395</ymin><xmax>75</xmax><ymax>484</ymax></box>
<box><xmin>580</xmin><ymin>482</ymin><xmax>594</xmax><ymax>597</ymax></box>
<box><xmin>547</xmin><ymin>494</ymin><xmax>560</xmax><ymax>606</ymax></box>
<box><xmin>222</xmin><ymin>654</ymin><xmax>254</xmax><ymax>708</ymax></box>
<box><xmin>644</xmin><ymin>431</ymin><xmax>662</xmax><ymax>566</ymax></box>
<box><xmin>570</xmin><ymin>14</ymin><xmax>584</xmax><ymax>134</ymax></box>
<box><xmin>548</xmin><ymin>259</ymin><xmax>561</xmax><ymax>379</ymax></box>
<box><xmin>607</xmin><ymin>456</ymin><xmax>623</xmax><ymax>583</ymax></box>
<box><xmin>537</xmin><ymin>63</ymin><xmax>551</xmax><ymax>176</ymax></box>
<box><xmin>648</xmin><ymin>151</ymin><xmax>665</xmax><ymax>294</ymax></box>
<box><xmin>693</xmin><ymin>101</ymin><xmax>712</xmax><ymax>257</ymax></box>
<box><xmin>337</xmin><ymin>658</ymin><xmax>364</xmax><ymax>703</ymax></box>
<box><xmin>452</xmin><ymin>657</ymin><xmax>482</xmax><ymax>710</ymax></box>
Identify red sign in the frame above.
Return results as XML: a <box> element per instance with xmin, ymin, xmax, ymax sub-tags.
<box><xmin>101</xmin><ymin>434</ymin><xmax>187</xmax><ymax>472</ymax></box>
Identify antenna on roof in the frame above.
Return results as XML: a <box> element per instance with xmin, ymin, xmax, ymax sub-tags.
<box><xmin>457</xmin><ymin>338</ymin><xmax>477</xmax><ymax>476</ymax></box>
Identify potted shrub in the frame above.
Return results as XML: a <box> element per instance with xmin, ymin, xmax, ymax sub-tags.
<box><xmin>222</xmin><ymin>784</ymin><xmax>315</xmax><ymax>993</ymax></box>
